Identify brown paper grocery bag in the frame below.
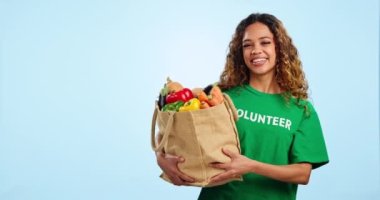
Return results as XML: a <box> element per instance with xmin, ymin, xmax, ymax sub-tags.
<box><xmin>151</xmin><ymin>93</ymin><xmax>242</xmax><ymax>187</ymax></box>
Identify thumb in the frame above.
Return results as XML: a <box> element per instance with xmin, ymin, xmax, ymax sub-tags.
<box><xmin>222</xmin><ymin>147</ymin><xmax>237</xmax><ymax>158</ymax></box>
<box><xmin>165</xmin><ymin>154</ymin><xmax>185</xmax><ymax>162</ymax></box>
<box><xmin>178</xmin><ymin>156</ymin><xmax>185</xmax><ymax>163</ymax></box>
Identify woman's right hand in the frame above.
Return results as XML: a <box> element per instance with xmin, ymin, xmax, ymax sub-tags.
<box><xmin>156</xmin><ymin>152</ymin><xmax>195</xmax><ymax>186</ymax></box>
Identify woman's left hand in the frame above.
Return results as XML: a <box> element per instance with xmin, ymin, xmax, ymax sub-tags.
<box><xmin>209</xmin><ymin>147</ymin><xmax>255</xmax><ymax>184</ymax></box>
<box><xmin>210</xmin><ymin>147</ymin><xmax>313</xmax><ymax>185</ymax></box>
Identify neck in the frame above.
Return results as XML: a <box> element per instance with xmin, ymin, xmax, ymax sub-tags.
<box><xmin>249</xmin><ymin>74</ymin><xmax>282</xmax><ymax>94</ymax></box>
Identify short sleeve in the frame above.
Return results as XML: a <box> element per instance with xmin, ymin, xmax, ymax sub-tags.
<box><xmin>290</xmin><ymin>103</ymin><xmax>329</xmax><ymax>169</ymax></box>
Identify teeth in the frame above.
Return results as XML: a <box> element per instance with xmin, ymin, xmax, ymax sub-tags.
<box><xmin>252</xmin><ymin>58</ymin><xmax>266</xmax><ymax>64</ymax></box>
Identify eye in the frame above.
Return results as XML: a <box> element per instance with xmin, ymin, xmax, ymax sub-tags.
<box><xmin>242</xmin><ymin>44</ymin><xmax>252</xmax><ymax>48</ymax></box>
<box><xmin>261</xmin><ymin>41</ymin><xmax>271</xmax><ymax>45</ymax></box>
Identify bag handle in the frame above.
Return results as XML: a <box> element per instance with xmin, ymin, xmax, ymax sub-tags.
<box><xmin>151</xmin><ymin>105</ymin><xmax>175</xmax><ymax>152</ymax></box>
<box><xmin>222</xmin><ymin>93</ymin><xmax>242</xmax><ymax>152</ymax></box>
<box><xmin>223</xmin><ymin>93</ymin><xmax>238</xmax><ymax>121</ymax></box>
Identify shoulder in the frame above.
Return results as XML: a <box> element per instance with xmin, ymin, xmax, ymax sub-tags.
<box><xmin>222</xmin><ymin>85</ymin><xmax>245</xmax><ymax>97</ymax></box>
<box><xmin>289</xmin><ymin>97</ymin><xmax>319</xmax><ymax>119</ymax></box>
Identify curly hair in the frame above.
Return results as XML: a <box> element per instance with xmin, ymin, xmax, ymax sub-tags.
<box><xmin>219</xmin><ymin>13</ymin><xmax>309</xmax><ymax>100</ymax></box>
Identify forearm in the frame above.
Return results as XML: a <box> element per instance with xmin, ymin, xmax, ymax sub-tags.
<box><xmin>249</xmin><ymin>161</ymin><xmax>312</xmax><ymax>185</ymax></box>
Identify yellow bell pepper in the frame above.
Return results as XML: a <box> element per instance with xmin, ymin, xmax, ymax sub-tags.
<box><xmin>179</xmin><ymin>98</ymin><xmax>201</xmax><ymax>112</ymax></box>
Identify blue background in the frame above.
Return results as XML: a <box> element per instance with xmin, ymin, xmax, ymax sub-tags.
<box><xmin>1</xmin><ymin>0</ymin><xmax>379</xmax><ymax>199</ymax></box>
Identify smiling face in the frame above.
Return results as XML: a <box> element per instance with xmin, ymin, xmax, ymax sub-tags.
<box><xmin>242</xmin><ymin>22</ymin><xmax>277</xmax><ymax>79</ymax></box>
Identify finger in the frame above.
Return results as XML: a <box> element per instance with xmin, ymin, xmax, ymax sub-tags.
<box><xmin>210</xmin><ymin>173</ymin><xmax>227</xmax><ymax>183</ymax></box>
<box><xmin>178</xmin><ymin>172</ymin><xmax>195</xmax><ymax>182</ymax></box>
<box><xmin>210</xmin><ymin>171</ymin><xmax>236</xmax><ymax>183</ymax></box>
<box><xmin>175</xmin><ymin>161</ymin><xmax>195</xmax><ymax>182</ymax></box>
<box><xmin>210</xmin><ymin>174</ymin><xmax>227</xmax><ymax>183</ymax></box>
<box><xmin>178</xmin><ymin>156</ymin><xmax>185</xmax><ymax>163</ymax></box>
<box><xmin>179</xmin><ymin>177</ymin><xmax>195</xmax><ymax>186</ymax></box>
<box><xmin>165</xmin><ymin>154</ymin><xmax>185</xmax><ymax>164</ymax></box>
<box><xmin>164</xmin><ymin>153</ymin><xmax>181</xmax><ymax>160</ymax></box>
<box><xmin>169</xmin><ymin>175</ymin><xmax>185</xmax><ymax>186</ymax></box>
<box><xmin>209</xmin><ymin>162</ymin><xmax>228</xmax><ymax>169</ymax></box>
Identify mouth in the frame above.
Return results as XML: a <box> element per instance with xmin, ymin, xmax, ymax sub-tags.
<box><xmin>250</xmin><ymin>58</ymin><xmax>268</xmax><ymax>66</ymax></box>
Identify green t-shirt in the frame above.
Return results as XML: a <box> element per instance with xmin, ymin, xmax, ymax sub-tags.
<box><xmin>198</xmin><ymin>84</ymin><xmax>329</xmax><ymax>200</ymax></box>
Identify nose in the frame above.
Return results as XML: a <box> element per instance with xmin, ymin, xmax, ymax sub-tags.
<box><xmin>250</xmin><ymin>47</ymin><xmax>262</xmax><ymax>55</ymax></box>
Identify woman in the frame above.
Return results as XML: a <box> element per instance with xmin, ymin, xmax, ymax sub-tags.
<box><xmin>156</xmin><ymin>13</ymin><xmax>329</xmax><ymax>200</ymax></box>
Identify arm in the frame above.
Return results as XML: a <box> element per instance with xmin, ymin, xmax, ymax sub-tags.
<box><xmin>210</xmin><ymin>148</ymin><xmax>312</xmax><ymax>185</ymax></box>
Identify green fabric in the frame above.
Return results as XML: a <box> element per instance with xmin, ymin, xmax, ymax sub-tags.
<box><xmin>198</xmin><ymin>84</ymin><xmax>329</xmax><ymax>200</ymax></box>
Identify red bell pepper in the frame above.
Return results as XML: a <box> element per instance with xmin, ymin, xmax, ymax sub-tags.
<box><xmin>166</xmin><ymin>88</ymin><xmax>194</xmax><ymax>104</ymax></box>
